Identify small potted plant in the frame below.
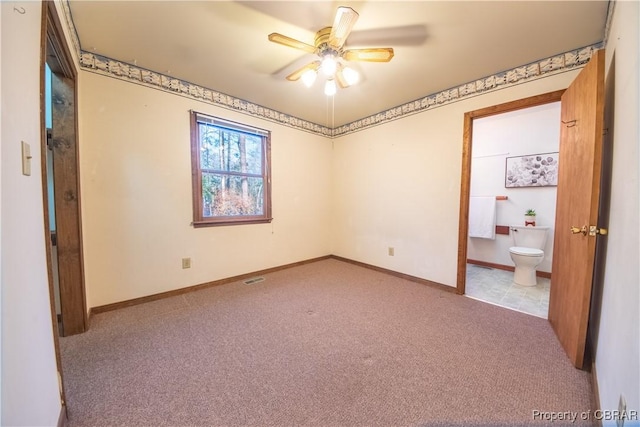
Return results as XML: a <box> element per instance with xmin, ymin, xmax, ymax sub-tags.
<box><xmin>525</xmin><ymin>209</ymin><xmax>536</xmax><ymax>226</ymax></box>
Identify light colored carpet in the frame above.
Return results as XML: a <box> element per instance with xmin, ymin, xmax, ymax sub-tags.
<box><xmin>60</xmin><ymin>258</ymin><xmax>593</xmax><ymax>426</ymax></box>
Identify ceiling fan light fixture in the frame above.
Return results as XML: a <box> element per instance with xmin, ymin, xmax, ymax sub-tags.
<box><xmin>268</xmin><ymin>6</ymin><xmax>393</xmax><ymax>96</ymax></box>
<box><xmin>321</xmin><ymin>55</ymin><xmax>337</xmax><ymax>77</ymax></box>
<box><xmin>324</xmin><ymin>79</ymin><xmax>337</xmax><ymax>96</ymax></box>
<box><xmin>342</xmin><ymin>66</ymin><xmax>360</xmax><ymax>86</ymax></box>
<box><xmin>301</xmin><ymin>69</ymin><xmax>318</xmax><ymax>88</ymax></box>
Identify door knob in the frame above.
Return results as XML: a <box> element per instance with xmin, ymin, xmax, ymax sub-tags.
<box><xmin>589</xmin><ymin>225</ymin><xmax>608</xmax><ymax>236</ymax></box>
<box><xmin>570</xmin><ymin>226</ymin><xmax>587</xmax><ymax>236</ymax></box>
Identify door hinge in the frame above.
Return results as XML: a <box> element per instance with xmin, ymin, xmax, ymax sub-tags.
<box><xmin>57</xmin><ymin>370</ymin><xmax>65</xmax><ymax>405</ymax></box>
<box><xmin>46</xmin><ymin>128</ymin><xmax>53</xmax><ymax>149</ymax></box>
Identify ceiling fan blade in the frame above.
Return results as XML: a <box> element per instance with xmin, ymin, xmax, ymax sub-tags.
<box><xmin>343</xmin><ymin>48</ymin><xmax>395</xmax><ymax>62</ymax></box>
<box><xmin>347</xmin><ymin>24</ymin><xmax>428</xmax><ymax>47</ymax></box>
<box><xmin>271</xmin><ymin>55</ymin><xmax>314</xmax><ymax>79</ymax></box>
<box><xmin>268</xmin><ymin>33</ymin><xmax>317</xmax><ymax>54</ymax></box>
<box><xmin>328</xmin><ymin>6</ymin><xmax>359</xmax><ymax>49</ymax></box>
<box><xmin>286</xmin><ymin>60</ymin><xmax>321</xmax><ymax>81</ymax></box>
<box><xmin>335</xmin><ymin>63</ymin><xmax>349</xmax><ymax>89</ymax></box>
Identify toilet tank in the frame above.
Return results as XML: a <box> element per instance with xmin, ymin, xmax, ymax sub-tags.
<box><xmin>511</xmin><ymin>226</ymin><xmax>549</xmax><ymax>249</ymax></box>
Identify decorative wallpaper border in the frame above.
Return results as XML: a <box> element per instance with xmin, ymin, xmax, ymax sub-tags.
<box><xmin>78</xmin><ymin>51</ymin><xmax>333</xmax><ymax>137</ymax></box>
<box><xmin>58</xmin><ymin>0</ymin><xmax>81</xmax><ymax>63</ymax></box>
<box><xmin>333</xmin><ymin>44</ymin><xmax>602</xmax><ymax>137</ymax></box>
<box><xmin>62</xmin><ymin>1</ymin><xmax>602</xmax><ymax>138</ymax></box>
<box><xmin>59</xmin><ymin>0</ymin><xmax>330</xmax><ymax>137</ymax></box>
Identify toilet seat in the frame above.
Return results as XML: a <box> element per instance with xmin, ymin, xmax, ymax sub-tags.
<box><xmin>509</xmin><ymin>246</ymin><xmax>544</xmax><ymax>257</ymax></box>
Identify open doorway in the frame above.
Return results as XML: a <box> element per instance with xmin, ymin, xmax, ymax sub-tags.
<box><xmin>465</xmin><ymin>102</ymin><xmax>561</xmax><ymax>318</ymax></box>
<box><xmin>458</xmin><ymin>51</ymin><xmax>606</xmax><ymax>369</ymax></box>
<box><xmin>456</xmin><ymin>91</ymin><xmax>564</xmax><ymax>318</ymax></box>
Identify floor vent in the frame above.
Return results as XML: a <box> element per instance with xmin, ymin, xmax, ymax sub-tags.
<box><xmin>243</xmin><ymin>277</ymin><xmax>265</xmax><ymax>285</ymax></box>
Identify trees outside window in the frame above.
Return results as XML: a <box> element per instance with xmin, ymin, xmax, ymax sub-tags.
<box><xmin>190</xmin><ymin>111</ymin><xmax>271</xmax><ymax>227</ymax></box>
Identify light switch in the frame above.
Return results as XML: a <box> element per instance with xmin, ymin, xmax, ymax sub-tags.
<box><xmin>21</xmin><ymin>141</ymin><xmax>32</xmax><ymax>176</ymax></box>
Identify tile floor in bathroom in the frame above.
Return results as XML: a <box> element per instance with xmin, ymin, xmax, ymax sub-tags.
<box><xmin>465</xmin><ymin>263</ymin><xmax>550</xmax><ymax>319</ymax></box>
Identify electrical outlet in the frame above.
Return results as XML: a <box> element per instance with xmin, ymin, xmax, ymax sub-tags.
<box><xmin>388</xmin><ymin>247</ymin><xmax>395</xmax><ymax>256</ymax></box>
<box><xmin>617</xmin><ymin>395</ymin><xmax>627</xmax><ymax>427</ymax></box>
<box><xmin>181</xmin><ymin>258</ymin><xmax>191</xmax><ymax>269</ymax></box>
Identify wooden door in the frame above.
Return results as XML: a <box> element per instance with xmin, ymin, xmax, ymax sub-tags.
<box><xmin>549</xmin><ymin>49</ymin><xmax>605</xmax><ymax>369</ymax></box>
<box><xmin>46</xmin><ymin>2</ymin><xmax>87</xmax><ymax>336</ymax></box>
<box><xmin>50</xmin><ymin>72</ymin><xmax>87</xmax><ymax>336</ymax></box>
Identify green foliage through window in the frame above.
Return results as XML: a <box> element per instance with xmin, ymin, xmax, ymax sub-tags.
<box><xmin>190</xmin><ymin>112</ymin><xmax>271</xmax><ymax>226</ymax></box>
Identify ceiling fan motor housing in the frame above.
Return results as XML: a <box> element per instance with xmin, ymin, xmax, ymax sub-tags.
<box><xmin>315</xmin><ymin>27</ymin><xmax>342</xmax><ymax>58</ymax></box>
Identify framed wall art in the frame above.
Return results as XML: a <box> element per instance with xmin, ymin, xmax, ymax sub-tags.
<box><xmin>505</xmin><ymin>152</ymin><xmax>559</xmax><ymax>188</ymax></box>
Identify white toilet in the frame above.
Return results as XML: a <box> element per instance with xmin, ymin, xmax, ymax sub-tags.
<box><xmin>509</xmin><ymin>226</ymin><xmax>549</xmax><ymax>287</ymax></box>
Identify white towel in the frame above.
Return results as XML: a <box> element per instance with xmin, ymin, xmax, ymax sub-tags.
<box><xmin>469</xmin><ymin>196</ymin><xmax>496</xmax><ymax>239</ymax></box>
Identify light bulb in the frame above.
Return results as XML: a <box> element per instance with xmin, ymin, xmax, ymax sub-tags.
<box><xmin>324</xmin><ymin>79</ymin><xmax>337</xmax><ymax>96</ymax></box>
<box><xmin>301</xmin><ymin>69</ymin><xmax>317</xmax><ymax>88</ymax></box>
<box><xmin>342</xmin><ymin>67</ymin><xmax>360</xmax><ymax>86</ymax></box>
<box><xmin>321</xmin><ymin>55</ymin><xmax>337</xmax><ymax>77</ymax></box>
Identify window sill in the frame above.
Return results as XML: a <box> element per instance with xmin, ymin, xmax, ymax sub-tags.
<box><xmin>192</xmin><ymin>217</ymin><xmax>273</xmax><ymax>228</ymax></box>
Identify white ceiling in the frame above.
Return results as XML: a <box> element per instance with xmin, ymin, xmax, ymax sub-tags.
<box><xmin>68</xmin><ymin>1</ymin><xmax>609</xmax><ymax>128</ymax></box>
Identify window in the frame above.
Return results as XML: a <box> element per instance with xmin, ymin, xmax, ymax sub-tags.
<box><xmin>190</xmin><ymin>111</ymin><xmax>271</xmax><ymax>227</ymax></box>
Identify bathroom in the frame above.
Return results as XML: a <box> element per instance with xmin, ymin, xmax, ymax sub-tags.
<box><xmin>466</xmin><ymin>101</ymin><xmax>560</xmax><ymax>318</ymax></box>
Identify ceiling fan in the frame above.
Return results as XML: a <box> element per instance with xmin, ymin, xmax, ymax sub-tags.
<box><xmin>267</xmin><ymin>6</ymin><xmax>394</xmax><ymax>96</ymax></box>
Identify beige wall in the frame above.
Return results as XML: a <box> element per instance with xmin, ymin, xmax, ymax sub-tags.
<box><xmin>331</xmin><ymin>72</ymin><xmax>579</xmax><ymax>287</ymax></box>
<box><xmin>1</xmin><ymin>1</ymin><xmax>62</xmax><ymax>425</ymax></box>
<box><xmin>79</xmin><ymin>72</ymin><xmax>333</xmax><ymax>308</ymax></box>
